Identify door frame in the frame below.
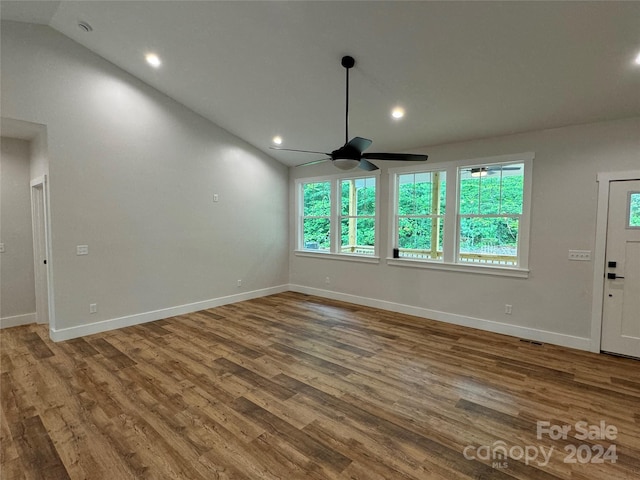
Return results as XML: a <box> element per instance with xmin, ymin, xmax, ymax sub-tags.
<box><xmin>590</xmin><ymin>170</ymin><xmax>640</xmax><ymax>353</ymax></box>
<box><xmin>30</xmin><ymin>175</ymin><xmax>55</xmax><ymax>331</ymax></box>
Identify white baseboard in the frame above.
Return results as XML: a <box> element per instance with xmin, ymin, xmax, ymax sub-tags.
<box><xmin>47</xmin><ymin>282</ymin><xmax>592</xmax><ymax>351</ymax></box>
<box><xmin>288</xmin><ymin>284</ymin><xmax>592</xmax><ymax>352</ymax></box>
<box><xmin>1</xmin><ymin>312</ymin><xmax>36</xmax><ymax>329</ymax></box>
<box><xmin>50</xmin><ymin>285</ymin><xmax>289</xmax><ymax>342</ymax></box>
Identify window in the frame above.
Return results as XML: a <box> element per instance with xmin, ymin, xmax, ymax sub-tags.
<box><xmin>391</xmin><ymin>153</ymin><xmax>532</xmax><ymax>275</ymax></box>
<box><xmin>629</xmin><ymin>192</ymin><xmax>640</xmax><ymax>228</ymax></box>
<box><xmin>298</xmin><ymin>174</ymin><xmax>379</xmax><ymax>258</ymax></box>
<box><xmin>301</xmin><ymin>181</ymin><xmax>331</xmax><ymax>251</ymax></box>
<box><xmin>340</xmin><ymin>177</ymin><xmax>376</xmax><ymax>255</ymax></box>
<box><xmin>458</xmin><ymin>163</ymin><xmax>524</xmax><ymax>266</ymax></box>
<box><xmin>396</xmin><ymin>171</ymin><xmax>446</xmax><ymax>259</ymax></box>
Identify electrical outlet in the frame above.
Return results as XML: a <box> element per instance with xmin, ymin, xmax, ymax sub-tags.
<box><xmin>568</xmin><ymin>250</ymin><xmax>591</xmax><ymax>261</ymax></box>
<box><xmin>89</xmin><ymin>303</ymin><xmax>97</xmax><ymax>314</ymax></box>
<box><xmin>0</xmin><ymin>243</ymin><xmax>5</xmax><ymax>253</ymax></box>
<box><xmin>77</xmin><ymin>245</ymin><xmax>89</xmax><ymax>255</ymax></box>
<box><xmin>325</xmin><ymin>276</ymin><xmax>330</xmax><ymax>285</ymax></box>
<box><xmin>505</xmin><ymin>304</ymin><xmax>513</xmax><ymax>315</ymax></box>
<box><xmin>237</xmin><ymin>279</ymin><xmax>242</xmax><ymax>287</ymax></box>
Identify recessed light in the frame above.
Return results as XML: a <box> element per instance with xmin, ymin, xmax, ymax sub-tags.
<box><xmin>391</xmin><ymin>107</ymin><xmax>405</xmax><ymax>119</ymax></box>
<box><xmin>272</xmin><ymin>136</ymin><xmax>283</xmax><ymax>145</ymax></box>
<box><xmin>145</xmin><ymin>53</ymin><xmax>162</xmax><ymax>68</ymax></box>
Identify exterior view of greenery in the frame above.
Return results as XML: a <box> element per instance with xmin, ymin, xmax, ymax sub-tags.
<box><xmin>457</xmin><ymin>164</ymin><xmax>524</xmax><ymax>262</ymax></box>
<box><xmin>397</xmin><ymin>171</ymin><xmax>446</xmax><ymax>258</ymax></box>
<box><xmin>300</xmin><ymin>162</ymin><xmax>525</xmax><ymax>266</ymax></box>
<box><xmin>630</xmin><ymin>193</ymin><xmax>640</xmax><ymax>227</ymax></box>
<box><xmin>302</xmin><ymin>178</ymin><xmax>376</xmax><ymax>253</ymax></box>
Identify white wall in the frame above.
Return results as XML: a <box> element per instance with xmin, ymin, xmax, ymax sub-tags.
<box><xmin>289</xmin><ymin>117</ymin><xmax>640</xmax><ymax>349</ymax></box>
<box><xmin>0</xmin><ymin>137</ymin><xmax>36</xmax><ymax>323</ymax></box>
<box><xmin>1</xmin><ymin>21</ymin><xmax>289</xmax><ymax>337</ymax></box>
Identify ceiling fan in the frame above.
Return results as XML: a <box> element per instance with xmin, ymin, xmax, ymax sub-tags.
<box><xmin>271</xmin><ymin>55</ymin><xmax>428</xmax><ymax>171</ymax></box>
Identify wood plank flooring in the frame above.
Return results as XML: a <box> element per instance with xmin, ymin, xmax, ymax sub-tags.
<box><xmin>1</xmin><ymin>292</ymin><xmax>639</xmax><ymax>479</ymax></box>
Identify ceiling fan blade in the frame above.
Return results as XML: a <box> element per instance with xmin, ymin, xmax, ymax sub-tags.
<box><xmin>359</xmin><ymin>159</ymin><xmax>379</xmax><ymax>171</ymax></box>
<box><xmin>363</xmin><ymin>153</ymin><xmax>428</xmax><ymax>162</ymax></box>
<box><xmin>346</xmin><ymin>137</ymin><xmax>372</xmax><ymax>153</ymax></box>
<box><xmin>270</xmin><ymin>147</ymin><xmax>331</xmax><ymax>155</ymax></box>
<box><xmin>297</xmin><ymin>158</ymin><xmax>331</xmax><ymax>167</ymax></box>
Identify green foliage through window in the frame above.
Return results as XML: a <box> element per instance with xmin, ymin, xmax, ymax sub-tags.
<box><xmin>302</xmin><ymin>182</ymin><xmax>331</xmax><ymax>251</ymax></box>
<box><xmin>396</xmin><ymin>171</ymin><xmax>446</xmax><ymax>259</ymax></box>
<box><xmin>630</xmin><ymin>193</ymin><xmax>640</xmax><ymax>228</ymax></box>
<box><xmin>458</xmin><ymin>164</ymin><xmax>524</xmax><ymax>263</ymax></box>
<box><xmin>340</xmin><ymin>177</ymin><xmax>376</xmax><ymax>254</ymax></box>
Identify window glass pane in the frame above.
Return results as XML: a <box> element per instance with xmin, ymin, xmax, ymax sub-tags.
<box><xmin>459</xmin><ymin>170</ymin><xmax>480</xmax><ymax>215</ymax></box>
<box><xmin>460</xmin><ymin>164</ymin><xmax>523</xmax><ymax>215</ymax></box>
<box><xmin>341</xmin><ymin>177</ymin><xmax>376</xmax><ymax>216</ymax></box>
<box><xmin>303</xmin><ymin>182</ymin><xmax>331</xmax><ymax>217</ymax></box>
<box><xmin>341</xmin><ymin>218</ymin><xmax>375</xmax><ymax>255</ymax></box>
<box><xmin>479</xmin><ymin>174</ymin><xmax>501</xmax><ymax>215</ymax></box>
<box><xmin>630</xmin><ymin>193</ymin><xmax>640</xmax><ymax>227</ymax></box>
<box><xmin>398</xmin><ymin>172</ymin><xmax>445</xmax><ymax>215</ymax></box>
<box><xmin>397</xmin><ymin>217</ymin><xmax>444</xmax><ymax>260</ymax></box>
<box><xmin>500</xmin><ymin>164</ymin><xmax>524</xmax><ymax>214</ymax></box>
<box><xmin>303</xmin><ymin>218</ymin><xmax>330</xmax><ymax>251</ymax></box>
<box><xmin>459</xmin><ymin>217</ymin><xmax>519</xmax><ymax>265</ymax></box>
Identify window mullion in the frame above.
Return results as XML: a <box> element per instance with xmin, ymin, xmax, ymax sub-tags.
<box><xmin>442</xmin><ymin>164</ymin><xmax>457</xmax><ymax>263</ymax></box>
<box><xmin>331</xmin><ymin>178</ymin><xmax>340</xmax><ymax>254</ymax></box>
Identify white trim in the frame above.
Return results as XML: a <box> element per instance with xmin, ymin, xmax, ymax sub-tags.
<box><xmin>30</xmin><ymin>175</ymin><xmax>55</xmax><ymax>329</ymax></box>
<box><xmin>294</xmin><ymin>250</ymin><xmax>380</xmax><ymax>264</ymax></box>
<box><xmin>289</xmin><ymin>284</ymin><xmax>591</xmax><ymax>351</ymax></box>
<box><xmin>386</xmin><ymin>258</ymin><xmax>529</xmax><ymax>278</ymax></box>
<box><xmin>1</xmin><ymin>313</ymin><xmax>37</xmax><ymax>329</ymax></box>
<box><xmin>591</xmin><ymin>170</ymin><xmax>640</xmax><ymax>353</ymax></box>
<box><xmin>49</xmin><ymin>284</ymin><xmax>289</xmax><ymax>342</ymax></box>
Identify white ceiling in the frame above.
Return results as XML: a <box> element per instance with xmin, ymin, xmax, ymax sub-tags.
<box><xmin>2</xmin><ymin>1</ymin><xmax>639</xmax><ymax>167</ymax></box>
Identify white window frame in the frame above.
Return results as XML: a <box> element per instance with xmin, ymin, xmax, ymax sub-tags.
<box><xmin>388</xmin><ymin>152</ymin><xmax>533</xmax><ymax>278</ymax></box>
<box><xmin>295</xmin><ymin>170</ymin><xmax>381</xmax><ymax>264</ymax></box>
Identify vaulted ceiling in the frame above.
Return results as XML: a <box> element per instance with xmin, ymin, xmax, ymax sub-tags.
<box><xmin>2</xmin><ymin>1</ymin><xmax>639</xmax><ymax>166</ymax></box>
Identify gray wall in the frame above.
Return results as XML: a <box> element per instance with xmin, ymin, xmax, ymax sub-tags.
<box><xmin>1</xmin><ymin>21</ymin><xmax>289</xmax><ymax>333</ymax></box>
<box><xmin>289</xmin><ymin>117</ymin><xmax>640</xmax><ymax>347</ymax></box>
<box><xmin>1</xmin><ymin>137</ymin><xmax>36</xmax><ymax>321</ymax></box>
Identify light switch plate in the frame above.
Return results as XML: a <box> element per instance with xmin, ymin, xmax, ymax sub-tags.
<box><xmin>568</xmin><ymin>250</ymin><xmax>591</xmax><ymax>261</ymax></box>
<box><xmin>0</xmin><ymin>243</ymin><xmax>5</xmax><ymax>253</ymax></box>
<box><xmin>76</xmin><ymin>245</ymin><xmax>89</xmax><ymax>255</ymax></box>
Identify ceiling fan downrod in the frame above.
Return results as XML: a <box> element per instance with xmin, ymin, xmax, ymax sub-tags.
<box><xmin>341</xmin><ymin>55</ymin><xmax>355</xmax><ymax>145</ymax></box>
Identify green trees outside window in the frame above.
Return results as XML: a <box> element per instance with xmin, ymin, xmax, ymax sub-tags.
<box><xmin>299</xmin><ymin>156</ymin><xmax>529</xmax><ymax>268</ymax></box>
<box><xmin>302</xmin><ymin>181</ymin><xmax>331</xmax><ymax>251</ymax></box>
<box><xmin>458</xmin><ymin>164</ymin><xmax>524</xmax><ymax>263</ymax></box>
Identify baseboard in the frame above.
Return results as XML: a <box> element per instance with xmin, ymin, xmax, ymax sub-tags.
<box><xmin>1</xmin><ymin>312</ymin><xmax>36</xmax><ymax>329</ymax></box>
<box><xmin>288</xmin><ymin>284</ymin><xmax>592</xmax><ymax>352</ymax></box>
<box><xmin>49</xmin><ymin>284</ymin><xmax>289</xmax><ymax>342</ymax></box>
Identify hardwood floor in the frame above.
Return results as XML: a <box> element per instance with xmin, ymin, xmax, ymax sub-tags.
<box><xmin>1</xmin><ymin>292</ymin><xmax>639</xmax><ymax>479</ymax></box>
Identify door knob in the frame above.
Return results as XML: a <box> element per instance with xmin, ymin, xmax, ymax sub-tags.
<box><xmin>607</xmin><ymin>272</ymin><xmax>624</xmax><ymax>279</ymax></box>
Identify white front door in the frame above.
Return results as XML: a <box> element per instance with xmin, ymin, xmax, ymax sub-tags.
<box><xmin>601</xmin><ymin>180</ymin><xmax>640</xmax><ymax>358</ymax></box>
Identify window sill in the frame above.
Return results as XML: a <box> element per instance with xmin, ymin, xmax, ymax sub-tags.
<box><xmin>386</xmin><ymin>258</ymin><xmax>529</xmax><ymax>278</ymax></box>
<box><xmin>294</xmin><ymin>250</ymin><xmax>380</xmax><ymax>264</ymax></box>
